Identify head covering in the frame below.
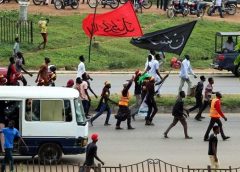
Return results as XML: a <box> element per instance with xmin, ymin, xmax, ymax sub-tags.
<box><xmin>91</xmin><ymin>133</ymin><xmax>99</xmax><ymax>141</ymax></box>
<box><xmin>135</xmin><ymin>69</ymin><xmax>141</xmax><ymax>76</ymax></box>
<box><xmin>104</xmin><ymin>81</ymin><xmax>110</xmax><ymax>86</ymax></box>
<box><xmin>66</xmin><ymin>79</ymin><xmax>74</xmax><ymax>87</ymax></box>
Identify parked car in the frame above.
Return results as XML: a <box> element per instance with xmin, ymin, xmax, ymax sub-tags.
<box><xmin>211</xmin><ymin>32</ymin><xmax>240</xmax><ymax>76</ymax></box>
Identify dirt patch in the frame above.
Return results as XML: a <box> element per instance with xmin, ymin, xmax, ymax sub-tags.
<box><xmin>1</xmin><ymin>1</ymin><xmax>240</xmax><ymax>23</ymax></box>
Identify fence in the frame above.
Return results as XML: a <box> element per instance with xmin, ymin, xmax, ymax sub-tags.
<box><xmin>3</xmin><ymin>158</ymin><xmax>240</xmax><ymax>172</ymax></box>
<box><xmin>0</xmin><ymin>16</ymin><xmax>33</xmax><ymax>43</ymax></box>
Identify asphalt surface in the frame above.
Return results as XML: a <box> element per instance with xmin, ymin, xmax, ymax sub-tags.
<box><xmin>59</xmin><ymin>113</ymin><xmax>239</xmax><ymax>168</ymax></box>
<box><xmin>24</xmin><ymin>73</ymin><xmax>240</xmax><ymax>95</ymax></box>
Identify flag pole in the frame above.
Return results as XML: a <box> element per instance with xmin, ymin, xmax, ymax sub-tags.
<box><xmin>88</xmin><ymin>4</ymin><xmax>98</xmax><ymax>63</ymax></box>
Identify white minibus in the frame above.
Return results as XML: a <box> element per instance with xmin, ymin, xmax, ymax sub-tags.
<box><xmin>0</xmin><ymin>86</ymin><xmax>88</xmax><ymax>163</ymax></box>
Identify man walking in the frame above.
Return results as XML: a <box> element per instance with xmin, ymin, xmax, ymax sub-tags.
<box><xmin>195</xmin><ymin>77</ymin><xmax>215</xmax><ymax>121</ymax></box>
<box><xmin>209</xmin><ymin>0</ymin><xmax>224</xmax><ymax>18</ymax></box>
<box><xmin>188</xmin><ymin>75</ymin><xmax>206</xmax><ymax>113</ymax></box>
<box><xmin>6</xmin><ymin>57</ymin><xmax>18</xmax><ymax>86</ymax></box>
<box><xmin>90</xmin><ymin>81</ymin><xmax>116</xmax><ymax>126</ymax></box>
<box><xmin>115</xmin><ymin>77</ymin><xmax>134</xmax><ymax>130</ymax></box>
<box><xmin>208</xmin><ymin>125</ymin><xmax>220</xmax><ymax>169</ymax></box>
<box><xmin>82</xmin><ymin>133</ymin><xmax>104</xmax><ymax>172</ymax></box>
<box><xmin>38</xmin><ymin>17</ymin><xmax>49</xmax><ymax>49</ymax></box>
<box><xmin>164</xmin><ymin>91</ymin><xmax>192</xmax><ymax>139</ymax></box>
<box><xmin>131</xmin><ymin>70</ymin><xmax>142</xmax><ymax>120</ymax></box>
<box><xmin>13</xmin><ymin>37</ymin><xmax>20</xmax><ymax>57</ymax></box>
<box><xmin>80</xmin><ymin>74</ymin><xmax>91</xmax><ymax>118</ymax></box>
<box><xmin>1</xmin><ymin>120</ymin><xmax>28</xmax><ymax>172</ymax></box>
<box><xmin>178</xmin><ymin>55</ymin><xmax>197</xmax><ymax>96</ymax></box>
<box><xmin>77</xmin><ymin>55</ymin><xmax>86</xmax><ymax>79</ymax></box>
<box><xmin>15</xmin><ymin>52</ymin><xmax>33</xmax><ymax>86</ymax></box>
<box><xmin>204</xmin><ymin>92</ymin><xmax>230</xmax><ymax>141</ymax></box>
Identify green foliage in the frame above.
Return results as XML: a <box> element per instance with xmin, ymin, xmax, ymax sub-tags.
<box><xmin>0</xmin><ymin>12</ymin><xmax>239</xmax><ymax>70</ymax></box>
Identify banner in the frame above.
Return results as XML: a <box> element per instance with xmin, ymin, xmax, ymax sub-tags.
<box><xmin>82</xmin><ymin>1</ymin><xmax>143</xmax><ymax>37</ymax></box>
<box><xmin>130</xmin><ymin>21</ymin><xmax>197</xmax><ymax>55</ymax></box>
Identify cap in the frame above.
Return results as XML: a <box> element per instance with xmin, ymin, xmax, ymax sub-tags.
<box><xmin>91</xmin><ymin>133</ymin><xmax>99</xmax><ymax>141</ymax></box>
<box><xmin>66</xmin><ymin>79</ymin><xmax>74</xmax><ymax>87</ymax></box>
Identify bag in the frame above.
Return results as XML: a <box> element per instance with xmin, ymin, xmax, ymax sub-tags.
<box><xmin>137</xmin><ymin>97</ymin><xmax>148</xmax><ymax>117</ymax></box>
<box><xmin>189</xmin><ymin>85</ymin><xmax>197</xmax><ymax>97</ymax></box>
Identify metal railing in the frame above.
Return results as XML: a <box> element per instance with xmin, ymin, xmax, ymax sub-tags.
<box><xmin>0</xmin><ymin>16</ymin><xmax>33</xmax><ymax>43</ymax></box>
<box><xmin>2</xmin><ymin>158</ymin><xmax>240</xmax><ymax>172</ymax></box>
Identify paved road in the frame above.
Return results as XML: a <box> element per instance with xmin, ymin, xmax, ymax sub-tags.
<box><xmin>25</xmin><ymin>74</ymin><xmax>240</xmax><ymax>95</ymax></box>
<box><xmin>57</xmin><ymin>113</ymin><xmax>239</xmax><ymax>168</ymax></box>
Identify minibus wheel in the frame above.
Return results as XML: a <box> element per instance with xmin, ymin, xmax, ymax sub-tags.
<box><xmin>38</xmin><ymin>143</ymin><xmax>62</xmax><ymax>164</ymax></box>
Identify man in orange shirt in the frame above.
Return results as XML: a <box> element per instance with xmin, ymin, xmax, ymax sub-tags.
<box><xmin>204</xmin><ymin>92</ymin><xmax>230</xmax><ymax>141</ymax></box>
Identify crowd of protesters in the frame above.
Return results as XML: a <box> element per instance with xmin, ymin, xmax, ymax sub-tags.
<box><xmin>0</xmin><ymin>43</ymin><xmax>231</xmax><ymax>170</ymax></box>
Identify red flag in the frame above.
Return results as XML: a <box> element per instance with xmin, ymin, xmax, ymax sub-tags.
<box><xmin>82</xmin><ymin>2</ymin><xmax>143</xmax><ymax>37</ymax></box>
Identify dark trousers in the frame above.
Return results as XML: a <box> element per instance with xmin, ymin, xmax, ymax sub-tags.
<box><xmin>82</xmin><ymin>100</ymin><xmax>90</xmax><ymax>116</ymax></box>
<box><xmin>163</xmin><ymin>0</ymin><xmax>168</xmax><ymax>11</ymax></box>
<box><xmin>195</xmin><ymin>100</ymin><xmax>210</xmax><ymax>119</ymax></box>
<box><xmin>145</xmin><ymin>98</ymin><xmax>158</xmax><ymax>122</ymax></box>
<box><xmin>1</xmin><ymin>148</ymin><xmax>14</xmax><ymax>172</ymax></box>
<box><xmin>116</xmin><ymin>106</ymin><xmax>132</xmax><ymax>127</ymax></box>
<box><xmin>157</xmin><ymin>0</ymin><xmax>163</xmax><ymax>8</ymax></box>
<box><xmin>204</xmin><ymin>118</ymin><xmax>226</xmax><ymax>140</ymax></box>
<box><xmin>91</xmin><ymin>103</ymin><xmax>111</xmax><ymax>124</ymax></box>
<box><xmin>164</xmin><ymin>116</ymin><xmax>188</xmax><ymax>137</ymax></box>
<box><xmin>189</xmin><ymin>96</ymin><xmax>202</xmax><ymax>112</ymax></box>
<box><xmin>211</xmin><ymin>6</ymin><xmax>223</xmax><ymax>17</ymax></box>
<box><xmin>21</xmin><ymin>75</ymin><xmax>27</xmax><ymax>86</ymax></box>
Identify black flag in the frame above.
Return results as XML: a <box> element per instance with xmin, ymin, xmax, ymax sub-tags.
<box><xmin>130</xmin><ymin>21</ymin><xmax>197</xmax><ymax>55</ymax></box>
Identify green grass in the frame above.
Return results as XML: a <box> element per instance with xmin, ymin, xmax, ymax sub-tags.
<box><xmin>0</xmin><ymin>10</ymin><xmax>240</xmax><ymax>70</ymax></box>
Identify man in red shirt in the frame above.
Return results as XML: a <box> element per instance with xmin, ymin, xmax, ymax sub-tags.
<box><xmin>6</xmin><ymin>57</ymin><xmax>18</xmax><ymax>86</ymax></box>
<box><xmin>204</xmin><ymin>92</ymin><xmax>230</xmax><ymax>141</ymax></box>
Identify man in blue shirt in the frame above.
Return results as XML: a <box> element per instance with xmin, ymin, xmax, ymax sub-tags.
<box><xmin>0</xmin><ymin>120</ymin><xmax>28</xmax><ymax>172</ymax></box>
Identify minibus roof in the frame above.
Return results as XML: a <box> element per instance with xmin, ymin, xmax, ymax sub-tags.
<box><xmin>0</xmin><ymin>86</ymin><xmax>79</xmax><ymax>99</ymax></box>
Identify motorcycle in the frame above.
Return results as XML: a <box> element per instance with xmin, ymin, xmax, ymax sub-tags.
<box><xmin>0</xmin><ymin>68</ymin><xmax>7</xmax><ymax>86</ymax></box>
<box><xmin>207</xmin><ymin>0</ymin><xmax>237</xmax><ymax>16</ymax></box>
<box><xmin>54</xmin><ymin>0</ymin><xmax>79</xmax><ymax>9</ymax></box>
<box><xmin>0</xmin><ymin>67</ymin><xmax>23</xmax><ymax>86</ymax></box>
<box><xmin>187</xmin><ymin>1</ymin><xmax>209</xmax><ymax>17</ymax></box>
<box><xmin>167</xmin><ymin>0</ymin><xmax>190</xmax><ymax>18</ymax></box>
<box><xmin>0</xmin><ymin>0</ymin><xmax>18</xmax><ymax>4</ymax></box>
<box><xmin>32</xmin><ymin>0</ymin><xmax>53</xmax><ymax>5</ymax></box>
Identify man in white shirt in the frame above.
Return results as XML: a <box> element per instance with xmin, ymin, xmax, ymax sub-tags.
<box><xmin>223</xmin><ymin>36</ymin><xmax>234</xmax><ymax>52</ymax></box>
<box><xmin>178</xmin><ymin>55</ymin><xmax>197</xmax><ymax>96</ymax></box>
<box><xmin>13</xmin><ymin>37</ymin><xmax>20</xmax><ymax>57</ymax></box>
<box><xmin>209</xmin><ymin>0</ymin><xmax>223</xmax><ymax>18</ymax></box>
<box><xmin>77</xmin><ymin>55</ymin><xmax>86</xmax><ymax>79</ymax></box>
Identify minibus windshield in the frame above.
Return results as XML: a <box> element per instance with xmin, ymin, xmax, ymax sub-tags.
<box><xmin>74</xmin><ymin>98</ymin><xmax>86</xmax><ymax>125</ymax></box>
